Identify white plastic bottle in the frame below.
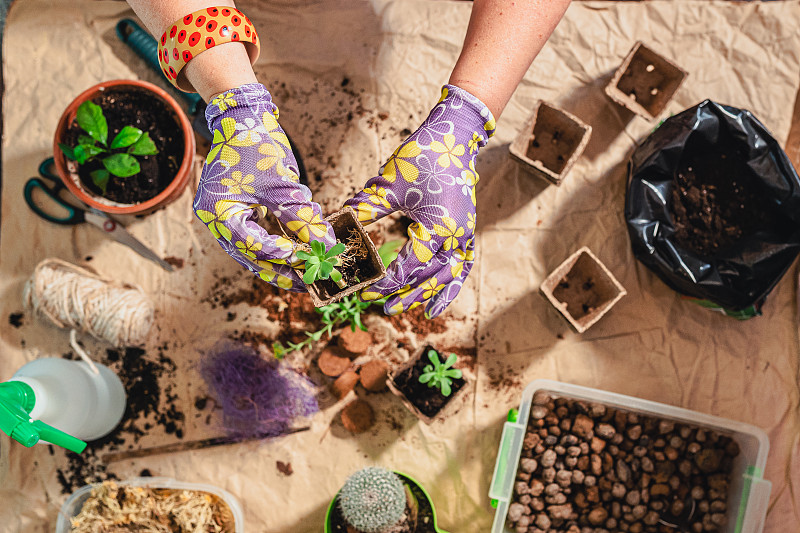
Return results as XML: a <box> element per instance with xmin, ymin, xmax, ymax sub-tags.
<box><xmin>10</xmin><ymin>358</ymin><xmax>126</xmax><ymax>441</ymax></box>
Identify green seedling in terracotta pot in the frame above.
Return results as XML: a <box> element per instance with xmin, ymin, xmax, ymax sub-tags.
<box><xmin>58</xmin><ymin>100</ymin><xmax>158</xmax><ymax>193</ymax></box>
<box><xmin>419</xmin><ymin>350</ymin><xmax>462</xmax><ymax>397</ymax></box>
<box><xmin>296</xmin><ymin>240</ymin><xmax>347</xmax><ymax>289</ymax></box>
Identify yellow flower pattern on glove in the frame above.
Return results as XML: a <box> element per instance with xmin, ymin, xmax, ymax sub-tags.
<box><xmin>420</xmin><ymin>277</ymin><xmax>445</xmax><ymax>300</ymax></box>
<box><xmin>382</xmin><ymin>142</ymin><xmax>422</xmax><ymax>183</ymax></box>
<box><xmin>468</xmin><ymin>132</ymin><xmax>483</xmax><ymax>154</ymax></box>
<box><xmin>365</xmin><ymin>185</ymin><xmax>390</xmax><ymax>209</ymax></box>
<box><xmin>206</xmin><ymin>117</ymin><xmax>256</xmax><ymax>166</ymax></box>
<box><xmin>432</xmin><ymin>217</ymin><xmax>465</xmax><ymax>251</ymax></box>
<box><xmin>211</xmin><ymin>92</ymin><xmax>237</xmax><ymax>112</ymax></box>
<box><xmin>235</xmin><ymin>235</ymin><xmax>262</xmax><ymax>259</ymax></box>
<box><xmin>450</xmin><ymin>245</ymin><xmax>474</xmax><ymax>278</ymax></box>
<box><xmin>285</xmin><ymin>206</ymin><xmax>329</xmax><ymax>243</ymax></box>
<box><xmin>430</xmin><ymin>134</ymin><xmax>465</xmax><ymax>169</ymax></box>
<box><xmin>408</xmin><ymin>222</ymin><xmax>433</xmax><ymax>263</ymax></box>
<box><xmin>221</xmin><ymin>171</ymin><xmax>255</xmax><ymax>195</ymax></box>
<box><xmin>195</xmin><ymin>199</ymin><xmax>241</xmax><ymax>241</ymax></box>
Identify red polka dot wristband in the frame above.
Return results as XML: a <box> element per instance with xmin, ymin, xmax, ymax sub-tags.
<box><xmin>157</xmin><ymin>6</ymin><xmax>260</xmax><ymax>93</ymax></box>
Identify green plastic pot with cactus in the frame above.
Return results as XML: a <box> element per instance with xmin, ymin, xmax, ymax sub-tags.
<box><xmin>324</xmin><ymin>467</ymin><xmax>449</xmax><ymax>533</ymax></box>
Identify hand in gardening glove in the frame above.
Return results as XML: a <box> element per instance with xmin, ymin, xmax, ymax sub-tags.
<box><xmin>194</xmin><ymin>83</ymin><xmax>336</xmax><ymax>290</ymax></box>
<box><xmin>345</xmin><ymin>85</ymin><xmax>495</xmax><ymax>318</ymax></box>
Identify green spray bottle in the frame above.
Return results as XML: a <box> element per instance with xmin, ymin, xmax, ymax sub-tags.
<box><xmin>0</xmin><ymin>358</ymin><xmax>126</xmax><ymax>453</ymax></box>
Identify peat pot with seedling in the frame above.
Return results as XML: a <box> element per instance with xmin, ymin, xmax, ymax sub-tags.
<box><xmin>325</xmin><ymin>467</ymin><xmax>450</xmax><ymax>533</ymax></box>
<box><xmin>293</xmin><ymin>206</ymin><xmax>386</xmax><ymax>307</ymax></box>
<box><xmin>53</xmin><ymin>80</ymin><xmax>194</xmax><ymax>215</ymax></box>
<box><xmin>388</xmin><ymin>346</ymin><xmax>472</xmax><ymax>424</ymax></box>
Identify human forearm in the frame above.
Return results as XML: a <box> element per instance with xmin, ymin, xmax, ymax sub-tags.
<box><xmin>125</xmin><ymin>0</ymin><xmax>257</xmax><ymax>101</ymax></box>
<box><xmin>449</xmin><ymin>0</ymin><xmax>571</xmax><ymax>118</ymax></box>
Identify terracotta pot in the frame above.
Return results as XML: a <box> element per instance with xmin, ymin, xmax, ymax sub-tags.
<box><xmin>53</xmin><ymin>79</ymin><xmax>195</xmax><ymax>215</ymax></box>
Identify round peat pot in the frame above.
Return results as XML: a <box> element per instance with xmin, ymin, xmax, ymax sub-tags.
<box><xmin>53</xmin><ymin>79</ymin><xmax>195</xmax><ymax>215</ymax></box>
<box><xmin>625</xmin><ymin>100</ymin><xmax>800</xmax><ymax>315</ymax></box>
<box><xmin>324</xmin><ymin>472</ymin><xmax>449</xmax><ymax>533</ymax></box>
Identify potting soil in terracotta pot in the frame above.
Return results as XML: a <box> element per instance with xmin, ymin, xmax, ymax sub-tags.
<box><xmin>65</xmin><ymin>87</ymin><xmax>184</xmax><ymax>204</ymax></box>
<box><xmin>392</xmin><ymin>347</ymin><xmax>465</xmax><ymax>419</ymax></box>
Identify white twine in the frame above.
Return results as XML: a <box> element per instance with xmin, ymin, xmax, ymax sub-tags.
<box><xmin>69</xmin><ymin>329</ymin><xmax>100</xmax><ymax>374</ymax></box>
<box><xmin>22</xmin><ymin>258</ymin><xmax>154</xmax><ymax>347</ymax></box>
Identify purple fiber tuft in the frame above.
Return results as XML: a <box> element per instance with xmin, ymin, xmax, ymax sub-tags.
<box><xmin>199</xmin><ymin>342</ymin><xmax>318</xmax><ymax>438</ymax></box>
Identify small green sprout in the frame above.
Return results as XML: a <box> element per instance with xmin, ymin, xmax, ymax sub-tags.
<box><xmin>271</xmin><ymin>241</ymin><xmax>403</xmax><ymax>359</ymax></box>
<box><xmin>296</xmin><ymin>240</ymin><xmax>346</xmax><ymax>288</ymax></box>
<box><xmin>418</xmin><ymin>349</ymin><xmax>462</xmax><ymax>396</ymax></box>
<box><xmin>59</xmin><ymin>100</ymin><xmax>158</xmax><ymax>193</ymax></box>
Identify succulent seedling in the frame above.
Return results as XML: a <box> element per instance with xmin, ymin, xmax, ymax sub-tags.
<box><xmin>418</xmin><ymin>350</ymin><xmax>462</xmax><ymax>397</ymax></box>
<box><xmin>339</xmin><ymin>467</ymin><xmax>407</xmax><ymax>533</ymax></box>
<box><xmin>296</xmin><ymin>240</ymin><xmax>346</xmax><ymax>288</ymax></box>
<box><xmin>59</xmin><ymin>100</ymin><xmax>158</xmax><ymax>193</ymax></box>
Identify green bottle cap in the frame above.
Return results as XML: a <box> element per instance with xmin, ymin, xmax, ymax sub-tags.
<box><xmin>0</xmin><ymin>381</ymin><xmax>87</xmax><ymax>454</ymax></box>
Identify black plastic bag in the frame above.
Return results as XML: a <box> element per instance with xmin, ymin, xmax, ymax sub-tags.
<box><xmin>625</xmin><ymin>100</ymin><xmax>800</xmax><ymax>311</ymax></box>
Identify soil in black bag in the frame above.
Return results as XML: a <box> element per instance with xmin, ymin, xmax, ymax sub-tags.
<box><xmin>671</xmin><ymin>138</ymin><xmax>785</xmax><ymax>258</ymax></box>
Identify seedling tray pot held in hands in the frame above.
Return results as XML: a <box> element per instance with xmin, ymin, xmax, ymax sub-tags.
<box><xmin>300</xmin><ymin>206</ymin><xmax>386</xmax><ymax>307</ymax></box>
<box><xmin>488</xmin><ymin>380</ymin><xmax>771</xmax><ymax>533</ymax></box>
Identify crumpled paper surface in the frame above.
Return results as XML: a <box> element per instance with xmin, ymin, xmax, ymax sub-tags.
<box><xmin>1</xmin><ymin>1</ymin><xmax>799</xmax><ymax>532</ymax></box>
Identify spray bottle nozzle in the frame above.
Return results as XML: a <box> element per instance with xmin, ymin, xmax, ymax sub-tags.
<box><xmin>0</xmin><ymin>381</ymin><xmax>87</xmax><ymax>454</ymax></box>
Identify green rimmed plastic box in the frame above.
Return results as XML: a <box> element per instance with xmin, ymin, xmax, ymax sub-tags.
<box><xmin>488</xmin><ymin>380</ymin><xmax>772</xmax><ymax>533</ymax></box>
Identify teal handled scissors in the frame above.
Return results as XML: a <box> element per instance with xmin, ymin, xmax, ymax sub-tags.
<box><xmin>23</xmin><ymin>157</ymin><xmax>174</xmax><ymax>272</ymax></box>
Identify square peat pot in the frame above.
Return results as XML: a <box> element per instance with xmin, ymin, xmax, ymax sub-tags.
<box><xmin>540</xmin><ymin>246</ymin><xmax>626</xmax><ymax>333</ymax></box>
<box><xmin>509</xmin><ymin>101</ymin><xmax>591</xmax><ymax>186</ymax></box>
<box><xmin>605</xmin><ymin>41</ymin><xmax>688</xmax><ymax>121</ymax></box>
<box><xmin>488</xmin><ymin>380</ymin><xmax>772</xmax><ymax>533</ymax></box>
<box><xmin>387</xmin><ymin>345</ymin><xmax>473</xmax><ymax>425</ymax></box>
<box><xmin>302</xmin><ymin>206</ymin><xmax>386</xmax><ymax>307</ymax></box>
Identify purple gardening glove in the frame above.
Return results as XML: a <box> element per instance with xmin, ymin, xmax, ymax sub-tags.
<box><xmin>345</xmin><ymin>85</ymin><xmax>496</xmax><ymax>317</ymax></box>
<box><xmin>194</xmin><ymin>84</ymin><xmax>336</xmax><ymax>290</ymax></box>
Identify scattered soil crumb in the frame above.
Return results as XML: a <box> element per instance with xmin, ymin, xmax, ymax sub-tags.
<box><xmin>276</xmin><ymin>461</ymin><xmax>293</xmax><ymax>476</ymax></box>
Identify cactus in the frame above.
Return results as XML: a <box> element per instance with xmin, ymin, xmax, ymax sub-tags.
<box><xmin>338</xmin><ymin>467</ymin><xmax>407</xmax><ymax>533</ymax></box>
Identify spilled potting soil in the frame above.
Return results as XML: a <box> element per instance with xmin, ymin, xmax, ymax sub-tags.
<box><xmin>55</xmin><ymin>345</ymin><xmax>185</xmax><ymax>494</ymax></box>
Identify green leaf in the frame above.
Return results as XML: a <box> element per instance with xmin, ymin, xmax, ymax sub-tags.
<box><xmin>447</xmin><ymin>368</ymin><xmax>463</xmax><ymax>380</ymax></box>
<box><xmin>103</xmin><ymin>153</ymin><xmax>140</xmax><ymax>177</ymax></box>
<box><xmin>296</xmin><ymin>250</ymin><xmax>312</xmax><ymax>261</ymax></box>
<box><xmin>441</xmin><ymin>379</ymin><xmax>452</xmax><ymax>397</ymax></box>
<box><xmin>427</xmin><ymin>349</ymin><xmax>441</xmax><ymax>367</ymax></box>
<box><xmin>310</xmin><ymin>240</ymin><xmax>326</xmax><ymax>256</ymax></box>
<box><xmin>78</xmin><ymin>135</ymin><xmax>95</xmax><ymax>146</ymax></box>
<box><xmin>74</xmin><ymin>143</ymin><xmax>105</xmax><ymax>164</ymax></box>
<box><xmin>58</xmin><ymin>143</ymin><xmax>75</xmax><ymax>160</ymax></box>
<box><xmin>111</xmin><ymin>126</ymin><xmax>143</xmax><ymax>149</ymax></box>
<box><xmin>90</xmin><ymin>169</ymin><xmax>110</xmax><ymax>193</ymax></box>
<box><xmin>327</xmin><ymin>242</ymin><xmax>345</xmax><ymax>258</ymax></box>
<box><xmin>378</xmin><ymin>239</ymin><xmax>404</xmax><ymax>266</ymax></box>
<box><xmin>128</xmin><ymin>132</ymin><xmax>159</xmax><ymax>155</ymax></box>
<box><xmin>319</xmin><ymin>261</ymin><xmax>334</xmax><ymax>279</ymax></box>
<box><xmin>444</xmin><ymin>353</ymin><xmax>457</xmax><ymax>369</ymax></box>
<box><xmin>272</xmin><ymin>342</ymin><xmax>286</xmax><ymax>359</ymax></box>
<box><xmin>303</xmin><ymin>264</ymin><xmax>320</xmax><ymax>284</ymax></box>
<box><xmin>418</xmin><ymin>372</ymin><xmax>433</xmax><ymax>384</ymax></box>
<box><xmin>76</xmin><ymin>100</ymin><xmax>108</xmax><ymax>145</ymax></box>
<box><xmin>330</xmin><ymin>268</ymin><xmax>342</xmax><ymax>284</ymax></box>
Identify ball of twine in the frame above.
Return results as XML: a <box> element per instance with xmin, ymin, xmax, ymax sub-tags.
<box><xmin>22</xmin><ymin>258</ymin><xmax>154</xmax><ymax>347</ymax></box>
